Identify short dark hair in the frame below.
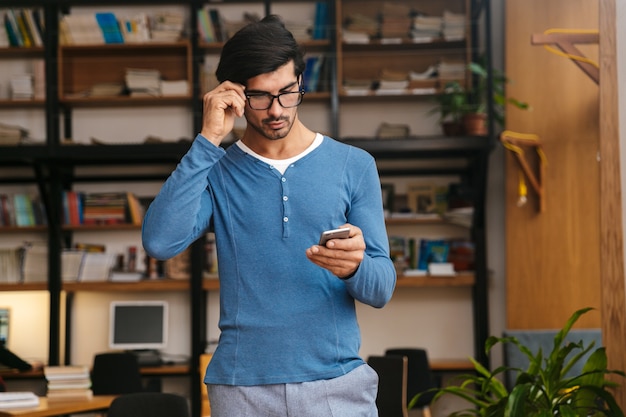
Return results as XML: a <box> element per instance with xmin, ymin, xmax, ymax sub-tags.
<box><xmin>215</xmin><ymin>15</ymin><xmax>306</xmax><ymax>85</ymax></box>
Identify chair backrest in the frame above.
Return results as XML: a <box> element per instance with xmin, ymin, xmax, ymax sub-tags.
<box><xmin>107</xmin><ymin>392</ymin><xmax>190</xmax><ymax>417</ymax></box>
<box><xmin>385</xmin><ymin>348</ymin><xmax>437</xmax><ymax>408</ymax></box>
<box><xmin>367</xmin><ymin>355</ymin><xmax>409</xmax><ymax>417</ymax></box>
<box><xmin>91</xmin><ymin>351</ymin><xmax>144</xmax><ymax>395</ymax></box>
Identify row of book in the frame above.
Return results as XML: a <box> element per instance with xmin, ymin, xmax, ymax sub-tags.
<box><xmin>44</xmin><ymin>365</ymin><xmax>93</xmax><ymax>402</ymax></box>
<box><xmin>62</xmin><ymin>191</ymin><xmax>144</xmax><ymax>227</ymax></box>
<box><xmin>59</xmin><ymin>11</ymin><xmax>184</xmax><ymax>45</ymax></box>
<box><xmin>0</xmin><ymin>194</ymin><xmax>47</xmax><ymax>227</ymax></box>
<box><xmin>0</xmin><ymin>8</ymin><xmax>45</xmax><ymax>48</ymax></box>
<box><xmin>341</xmin><ymin>60</ymin><xmax>465</xmax><ymax>97</ymax></box>
<box><xmin>390</xmin><ymin>237</ymin><xmax>475</xmax><ymax>273</ymax></box>
<box><xmin>197</xmin><ymin>2</ymin><xmax>328</xmax><ymax>44</ymax></box>
<box><xmin>343</xmin><ymin>7</ymin><xmax>466</xmax><ymax>44</ymax></box>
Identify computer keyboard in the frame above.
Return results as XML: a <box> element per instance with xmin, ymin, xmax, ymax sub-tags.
<box><xmin>0</xmin><ymin>392</ymin><xmax>40</xmax><ymax>409</ymax></box>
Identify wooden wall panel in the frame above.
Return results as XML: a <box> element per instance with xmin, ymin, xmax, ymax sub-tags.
<box><xmin>504</xmin><ymin>0</ymin><xmax>600</xmax><ymax>329</ymax></box>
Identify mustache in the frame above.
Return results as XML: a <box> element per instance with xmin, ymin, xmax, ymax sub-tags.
<box><xmin>262</xmin><ymin>116</ymin><xmax>289</xmax><ymax>123</ymax></box>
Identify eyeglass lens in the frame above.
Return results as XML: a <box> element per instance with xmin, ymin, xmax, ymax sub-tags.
<box><xmin>247</xmin><ymin>91</ymin><xmax>303</xmax><ymax>110</ymax></box>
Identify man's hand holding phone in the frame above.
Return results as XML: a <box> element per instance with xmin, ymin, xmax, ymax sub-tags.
<box><xmin>200</xmin><ymin>81</ymin><xmax>247</xmax><ymax>146</ymax></box>
<box><xmin>306</xmin><ymin>224</ymin><xmax>365</xmax><ymax>279</ymax></box>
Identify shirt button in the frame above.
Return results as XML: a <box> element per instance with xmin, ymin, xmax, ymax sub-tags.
<box><xmin>283</xmin><ymin>217</ymin><xmax>288</xmax><ymax>222</ymax></box>
<box><xmin>283</xmin><ymin>196</ymin><xmax>288</xmax><ymax>201</ymax></box>
<box><xmin>281</xmin><ymin>177</ymin><xmax>286</xmax><ymax>182</ymax></box>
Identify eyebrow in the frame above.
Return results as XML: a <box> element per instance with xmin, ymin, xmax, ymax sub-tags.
<box><xmin>246</xmin><ymin>80</ymin><xmax>299</xmax><ymax>95</ymax></box>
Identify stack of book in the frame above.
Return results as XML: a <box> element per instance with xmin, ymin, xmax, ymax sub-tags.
<box><xmin>411</xmin><ymin>15</ymin><xmax>442</xmax><ymax>42</ymax></box>
<box><xmin>149</xmin><ymin>11</ymin><xmax>184</xmax><ymax>42</ymax></box>
<box><xmin>125</xmin><ymin>68</ymin><xmax>161</xmax><ymax>97</ymax></box>
<box><xmin>379</xmin><ymin>2</ymin><xmax>412</xmax><ymax>39</ymax></box>
<box><xmin>0</xmin><ymin>123</ymin><xmax>28</xmax><ymax>145</ymax></box>
<box><xmin>10</xmin><ymin>74</ymin><xmax>33</xmax><ymax>100</ymax></box>
<box><xmin>0</xmin><ymin>248</ymin><xmax>22</xmax><ymax>284</ymax></box>
<box><xmin>44</xmin><ymin>365</ymin><xmax>93</xmax><ymax>402</ymax></box>
<box><xmin>442</xmin><ymin>10</ymin><xmax>466</xmax><ymax>41</ymax></box>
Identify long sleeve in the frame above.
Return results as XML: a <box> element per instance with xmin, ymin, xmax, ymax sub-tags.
<box><xmin>142</xmin><ymin>136</ymin><xmax>225</xmax><ymax>260</ymax></box>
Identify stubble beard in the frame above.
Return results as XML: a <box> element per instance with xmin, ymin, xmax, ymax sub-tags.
<box><xmin>250</xmin><ymin>115</ymin><xmax>294</xmax><ymax>141</ymax></box>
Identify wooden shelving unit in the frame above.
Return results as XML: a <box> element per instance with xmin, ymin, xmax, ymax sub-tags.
<box><xmin>0</xmin><ymin>1</ymin><xmax>492</xmax><ymax>415</ymax></box>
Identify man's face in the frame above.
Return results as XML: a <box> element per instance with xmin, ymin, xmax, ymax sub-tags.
<box><xmin>243</xmin><ymin>61</ymin><xmax>300</xmax><ymax>141</ymax></box>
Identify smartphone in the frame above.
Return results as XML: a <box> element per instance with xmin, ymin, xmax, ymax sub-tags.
<box><xmin>318</xmin><ymin>227</ymin><xmax>350</xmax><ymax>246</ymax></box>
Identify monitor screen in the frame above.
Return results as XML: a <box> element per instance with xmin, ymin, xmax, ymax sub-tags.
<box><xmin>109</xmin><ymin>301</ymin><xmax>168</xmax><ymax>350</ymax></box>
<box><xmin>0</xmin><ymin>308</ymin><xmax>8</xmax><ymax>347</ymax></box>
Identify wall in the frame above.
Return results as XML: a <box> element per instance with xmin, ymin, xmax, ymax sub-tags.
<box><xmin>504</xmin><ymin>0</ymin><xmax>601</xmax><ymax>329</ymax></box>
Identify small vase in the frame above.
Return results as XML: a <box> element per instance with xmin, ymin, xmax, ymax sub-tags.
<box><xmin>462</xmin><ymin>113</ymin><xmax>488</xmax><ymax>136</ymax></box>
<box><xmin>441</xmin><ymin>121</ymin><xmax>464</xmax><ymax>136</ymax></box>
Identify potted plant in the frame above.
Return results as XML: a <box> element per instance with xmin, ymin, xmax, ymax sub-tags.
<box><xmin>461</xmin><ymin>61</ymin><xmax>530</xmax><ymax>136</ymax></box>
<box><xmin>432</xmin><ymin>80</ymin><xmax>468</xmax><ymax>136</ymax></box>
<box><xmin>408</xmin><ymin>307</ymin><xmax>625</xmax><ymax>416</ymax></box>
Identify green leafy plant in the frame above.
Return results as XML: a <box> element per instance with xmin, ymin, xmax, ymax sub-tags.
<box><xmin>432</xmin><ymin>80</ymin><xmax>468</xmax><ymax>125</ymax></box>
<box><xmin>432</xmin><ymin>61</ymin><xmax>529</xmax><ymax>136</ymax></box>
<box><xmin>408</xmin><ymin>307</ymin><xmax>625</xmax><ymax>417</ymax></box>
<box><xmin>464</xmin><ymin>61</ymin><xmax>530</xmax><ymax>127</ymax></box>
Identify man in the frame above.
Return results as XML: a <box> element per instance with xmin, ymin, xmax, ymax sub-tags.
<box><xmin>142</xmin><ymin>15</ymin><xmax>396</xmax><ymax>417</ymax></box>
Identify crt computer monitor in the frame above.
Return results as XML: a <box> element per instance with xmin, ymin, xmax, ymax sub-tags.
<box><xmin>109</xmin><ymin>300</ymin><xmax>168</xmax><ymax>351</ymax></box>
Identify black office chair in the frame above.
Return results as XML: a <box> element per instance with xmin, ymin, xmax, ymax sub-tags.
<box><xmin>107</xmin><ymin>392</ymin><xmax>190</xmax><ymax>417</ymax></box>
<box><xmin>91</xmin><ymin>352</ymin><xmax>144</xmax><ymax>395</ymax></box>
<box><xmin>385</xmin><ymin>348</ymin><xmax>438</xmax><ymax>417</ymax></box>
<box><xmin>367</xmin><ymin>355</ymin><xmax>409</xmax><ymax>417</ymax></box>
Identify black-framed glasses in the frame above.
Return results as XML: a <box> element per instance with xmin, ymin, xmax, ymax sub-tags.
<box><xmin>245</xmin><ymin>90</ymin><xmax>305</xmax><ymax>110</ymax></box>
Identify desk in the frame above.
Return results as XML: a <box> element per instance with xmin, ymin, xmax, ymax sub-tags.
<box><xmin>0</xmin><ymin>365</ymin><xmax>190</xmax><ymax>381</ymax></box>
<box><xmin>0</xmin><ymin>395</ymin><xmax>116</xmax><ymax>417</ymax></box>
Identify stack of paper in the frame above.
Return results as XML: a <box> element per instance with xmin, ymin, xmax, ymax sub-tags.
<box><xmin>44</xmin><ymin>365</ymin><xmax>93</xmax><ymax>402</ymax></box>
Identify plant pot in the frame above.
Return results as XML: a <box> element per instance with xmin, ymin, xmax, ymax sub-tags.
<box><xmin>462</xmin><ymin>113</ymin><xmax>488</xmax><ymax>136</ymax></box>
<box><xmin>441</xmin><ymin>121</ymin><xmax>464</xmax><ymax>136</ymax></box>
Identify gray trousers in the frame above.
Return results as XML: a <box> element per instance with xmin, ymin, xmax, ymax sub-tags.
<box><xmin>207</xmin><ymin>364</ymin><xmax>379</xmax><ymax>417</ymax></box>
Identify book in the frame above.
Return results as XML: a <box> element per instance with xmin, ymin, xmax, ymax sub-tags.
<box><xmin>302</xmin><ymin>55</ymin><xmax>324</xmax><ymax>93</ymax></box>
<box><xmin>5</xmin><ymin>10</ymin><xmax>23</xmax><ymax>47</ymax></box>
<box><xmin>312</xmin><ymin>2</ymin><xmax>328</xmax><ymax>40</ymax></box>
<box><xmin>95</xmin><ymin>12</ymin><xmax>124</xmax><ymax>44</ymax></box>
<box><xmin>119</xmin><ymin>13</ymin><xmax>150</xmax><ymax>43</ymax></box>
<box><xmin>12</xmin><ymin>9</ymin><xmax>32</xmax><ymax>47</ymax></box>
<box><xmin>208</xmin><ymin>9</ymin><xmax>226</xmax><ymax>42</ymax></box>
<box><xmin>417</xmin><ymin>239</ymin><xmax>450</xmax><ymax>271</ymax></box>
<box><xmin>79</xmin><ymin>252</ymin><xmax>114</xmax><ymax>281</ymax></box>
<box><xmin>21</xmin><ymin>9</ymin><xmax>42</xmax><ymax>47</ymax></box>
<box><xmin>62</xmin><ymin>250</ymin><xmax>85</xmax><ymax>282</ymax></box>
<box><xmin>44</xmin><ymin>365</ymin><xmax>90</xmax><ymax>380</ymax></box>
<box><xmin>197</xmin><ymin>8</ymin><xmax>215</xmax><ymax>43</ymax></box>
<box><xmin>47</xmin><ymin>389</ymin><xmax>93</xmax><ymax>402</ymax></box>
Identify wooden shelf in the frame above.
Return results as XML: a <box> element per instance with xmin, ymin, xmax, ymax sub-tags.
<box><xmin>0</xmin><ymin>283</ymin><xmax>48</xmax><ymax>291</ymax></box>
<box><xmin>396</xmin><ymin>273</ymin><xmax>475</xmax><ymax>287</ymax></box>
<box><xmin>62</xmin><ymin>224</ymin><xmax>141</xmax><ymax>231</ymax></box>
<box><xmin>0</xmin><ymin>46</ymin><xmax>44</xmax><ymax>57</ymax></box>
<box><xmin>0</xmin><ymin>99</ymin><xmax>45</xmax><ymax>108</ymax></box>
<box><xmin>63</xmin><ymin>279</ymin><xmax>189</xmax><ymax>292</ymax></box>
<box><xmin>342</xmin><ymin>38</ymin><xmax>465</xmax><ymax>51</ymax></box>
<box><xmin>202</xmin><ymin>273</ymin><xmax>474</xmax><ymax>291</ymax></box>
<box><xmin>0</xmin><ymin>226</ymin><xmax>47</xmax><ymax>234</ymax></box>
<box><xmin>59</xmin><ymin>95</ymin><xmax>193</xmax><ymax>107</ymax></box>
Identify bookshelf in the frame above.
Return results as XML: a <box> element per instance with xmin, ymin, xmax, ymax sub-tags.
<box><xmin>0</xmin><ymin>1</ymin><xmax>492</xmax><ymax>416</ymax></box>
